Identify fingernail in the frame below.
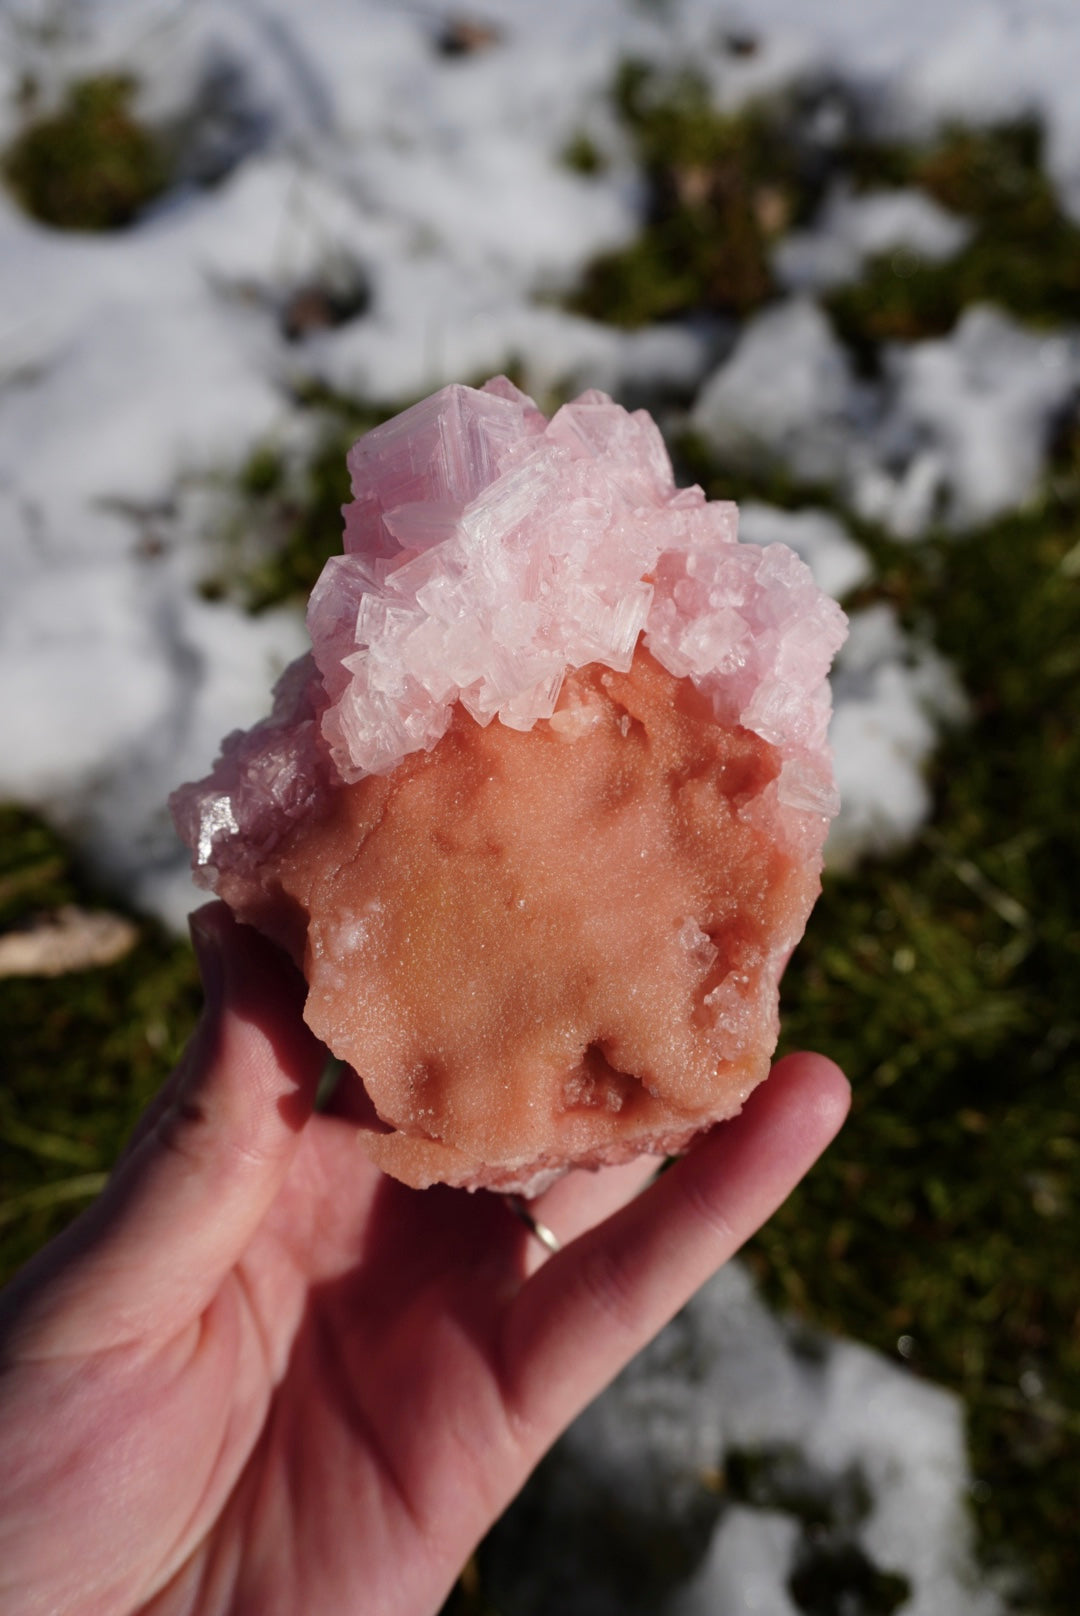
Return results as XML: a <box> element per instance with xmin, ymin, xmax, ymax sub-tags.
<box><xmin>189</xmin><ymin>908</ymin><xmax>225</xmax><ymax>1016</ymax></box>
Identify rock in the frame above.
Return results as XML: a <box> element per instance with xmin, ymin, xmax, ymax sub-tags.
<box><xmin>0</xmin><ymin>905</ymin><xmax>138</xmax><ymax>978</ymax></box>
<box><xmin>172</xmin><ymin>379</ymin><xmax>846</xmax><ymax>1192</ymax></box>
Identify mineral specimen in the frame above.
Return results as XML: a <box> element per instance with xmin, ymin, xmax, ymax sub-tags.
<box><xmin>172</xmin><ymin>378</ymin><xmax>847</xmax><ymax>1195</ymax></box>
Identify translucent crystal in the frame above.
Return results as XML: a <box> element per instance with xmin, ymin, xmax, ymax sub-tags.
<box><xmin>297</xmin><ymin>379</ymin><xmax>847</xmax><ymax>785</ymax></box>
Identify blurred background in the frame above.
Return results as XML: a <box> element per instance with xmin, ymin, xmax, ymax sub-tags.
<box><xmin>0</xmin><ymin>1</ymin><xmax>1077</xmax><ymax>1611</ymax></box>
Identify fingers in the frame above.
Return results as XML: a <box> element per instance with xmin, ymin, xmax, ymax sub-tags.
<box><xmin>499</xmin><ymin>1052</ymin><xmax>849</xmax><ymax>1455</ymax></box>
<box><xmin>518</xmin><ymin>1157</ymin><xmax>660</xmax><ymax>1274</ymax></box>
<box><xmin>3</xmin><ymin>904</ymin><xmax>327</xmax><ymax>1358</ymax></box>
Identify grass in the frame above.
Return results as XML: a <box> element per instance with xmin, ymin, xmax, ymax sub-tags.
<box><xmin>0</xmin><ymin>808</ymin><xmax>200</xmax><ymax>1282</ymax></box>
<box><xmin>729</xmin><ymin>1445</ymin><xmax>911</xmax><ymax>1615</ymax></box>
<box><xmin>561</xmin><ymin>130</ymin><xmax>608</xmax><ymax>178</ymax></box>
<box><xmin>671</xmin><ymin>388</ymin><xmax>1080</xmax><ymax>1605</ymax></box>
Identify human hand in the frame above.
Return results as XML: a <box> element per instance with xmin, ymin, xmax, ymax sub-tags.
<box><xmin>0</xmin><ymin>903</ymin><xmax>848</xmax><ymax>1616</ymax></box>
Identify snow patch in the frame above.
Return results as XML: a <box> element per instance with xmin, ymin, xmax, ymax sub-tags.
<box><xmin>486</xmin><ymin>1262</ymin><xmax>1005</xmax><ymax>1616</ymax></box>
<box><xmin>775</xmin><ymin>184</ymin><xmax>971</xmax><ymax>294</ymax></box>
<box><xmin>856</xmin><ymin>306</ymin><xmax>1080</xmax><ymax>536</ymax></box>
<box><xmin>691</xmin><ymin>299</ymin><xmax>870</xmax><ymax>486</ymax></box>
<box><xmin>827</xmin><ymin>604</ymin><xmax>966</xmax><ymax>867</ymax></box>
<box><xmin>693</xmin><ymin>301</ymin><xmax>1079</xmax><ymax>538</ymax></box>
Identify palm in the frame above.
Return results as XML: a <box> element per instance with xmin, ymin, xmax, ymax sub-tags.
<box><xmin>154</xmin><ymin>1118</ymin><xmax>537</xmax><ymax>1614</ymax></box>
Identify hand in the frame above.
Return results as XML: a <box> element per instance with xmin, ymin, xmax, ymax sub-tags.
<box><xmin>0</xmin><ymin>903</ymin><xmax>848</xmax><ymax>1616</ymax></box>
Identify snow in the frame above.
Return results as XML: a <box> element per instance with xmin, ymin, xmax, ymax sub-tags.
<box><xmin>692</xmin><ymin>299</ymin><xmax>869</xmax><ymax>486</ymax></box>
<box><xmin>774</xmin><ymin>185</ymin><xmax>971</xmax><ymax>294</ymax></box>
<box><xmin>693</xmin><ymin>300</ymin><xmax>1080</xmax><ymax>539</ymax></box>
<box><xmin>856</xmin><ymin>306</ymin><xmax>1080</xmax><ymax>536</ymax></box>
<box><xmin>829</xmin><ymin>605</ymin><xmax>966</xmax><ymax>867</ymax></box>
<box><xmin>488</xmin><ymin>1261</ymin><xmax>1005</xmax><ymax>1615</ymax></box>
<box><xmin>679</xmin><ymin>0</ymin><xmax>1080</xmax><ymax>219</ymax></box>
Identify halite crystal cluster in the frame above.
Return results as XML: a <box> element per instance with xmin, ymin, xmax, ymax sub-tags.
<box><xmin>173</xmin><ymin>378</ymin><xmax>846</xmax><ymax>1195</ymax></box>
<box><xmin>317</xmin><ymin>375</ymin><xmax>839</xmax><ymax>787</ymax></box>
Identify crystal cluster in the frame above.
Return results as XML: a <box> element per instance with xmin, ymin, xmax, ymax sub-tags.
<box><xmin>172</xmin><ymin>378</ymin><xmax>847</xmax><ymax>1195</ymax></box>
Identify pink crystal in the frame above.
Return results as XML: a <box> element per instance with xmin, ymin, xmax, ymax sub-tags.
<box><xmin>171</xmin><ymin>379</ymin><xmax>846</xmax><ymax>1195</ymax></box>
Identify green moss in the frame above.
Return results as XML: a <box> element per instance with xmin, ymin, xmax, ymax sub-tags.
<box><xmin>3</xmin><ymin>74</ymin><xmax>168</xmax><ymax>231</ymax></box>
<box><xmin>575</xmin><ymin>84</ymin><xmax>1080</xmax><ymax>352</ymax></box>
<box><xmin>828</xmin><ymin>120</ymin><xmax>1080</xmax><ymax>356</ymax></box>
<box><xmin>789</xmin><ymin>1545</ymin><xmax>910</xmax><ymax>1616</ymax></box>
<box><xmin>912</xmin><ymin>119</ymin><xmax>1046</xmax><ymax>221</ymax></box>
<box><xmin>746</xmin><ymin>489</ymin><xmax>1080</xmax><ymax>1609</ymax></box>
<box><xmin>561</xmin><ymin>130</ymin><xmax>607</xmax><ymax>176</ymax></box>
<box><xmin>201</xmin><ymin>395</ymin><xmax>392</xmax><ymax>613</ymax></box>
<box><xmin>674</xmin><ymin>426</ymin><xmax>1080</xmax><ymax>1609</ymax></box>
<box><xmin>726</xmin><ymin>1446</ymin><xmax>872</xmax><ymax>1532</ymax></box>
<box><xmin>239</xmin><ymin>443</ymin><xmax>286</xmax><ymax>500</ymax></box>
<box><xmin>0</xmin><ymin>807</ymin><xmax>201</xmax><ymax>1285</ymax></box>
<box><xmin>673</xmin><ymin>427</ymin><xmax>845</xmax><ymax>515</ymax></box>
<box><xmin>566</xmin><ymin>63</ymin><xmax>821</xmax><ymax>328</ymax></box>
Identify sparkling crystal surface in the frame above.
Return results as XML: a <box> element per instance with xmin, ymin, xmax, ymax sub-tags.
<box><xmin>170</xmin><ymin>379</ymin><xmax>847</xmax><ymax>1193</ymax></box>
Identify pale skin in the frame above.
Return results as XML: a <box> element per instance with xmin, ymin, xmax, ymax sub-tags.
<box><xmin>0</xmin><ymin>903</ymin><xmax>849</xmax><ymax>1616</ymax></box>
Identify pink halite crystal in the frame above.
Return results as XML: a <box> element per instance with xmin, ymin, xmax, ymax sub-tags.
<box><xmin>172</xmin><ymin>378</ymin><xmax>846</xmax><ymax>1195</ymax></box>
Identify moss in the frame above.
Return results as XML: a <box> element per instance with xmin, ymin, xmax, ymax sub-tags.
<box><xmin>828</xmin><ymin>120</ymin><xmax>1080</xmax><ymax>356</ymax></box>
<box><xmin>239</xmin><ymin>443</ymin><xmax>286</xmax><ymax>500</ymax></box>
<box><xmin>3</xmin><ymin>74</ymin><xmax>168</xmax><ymax>231</ymax></box>
<box><xmin>561</xmin><ymin>130</ymin><xmax>607</xmax><ymax>176</ymax></box>
<box><xmin>0</xmin><ymin>807</ymin><xmax>200</xmax><ymax>1284</ymax></box>
<box><xmin>201</xmin><ymin>394</ymin><xmax>392</xmax><ymax>613</ymax></box>
<box><xmin>726</xmin><ymin>1446</ymin><xmax>872</xmax><ymax>1532</ymax></box>
<box><xmin>747</xmin><ymin>489</ymin><xmax>1080</xmax><ymax>1610</ymax></box>
<box><xmin>579</xmin><ymin>88</ymin><xmax>1080</xmax><ymax>350</ymax></box>
<box><xmin>727</xmin><ymin>1446</ymin><xmax>910</xmax><ymax>1613</ymax></box>
<box><xmin>671</xmin><ymin>415</ymin><xmax>1080</xmax><ymax>1611</ymax></box>
<box><xmin>673</xmin><ymin>427</ymin><xmax>845</xmax><ymax>514</ymax></box>
<box><xmin>566</xmin><ymin>63</ymin><xmax>823</xmax><ymax>328</ymax></box>
<box><xmin>912</xmin><ymin>119</ymin><xmax>1045</xmax><ymax>220</ymax></box>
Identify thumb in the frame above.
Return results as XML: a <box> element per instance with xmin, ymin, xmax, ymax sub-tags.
<box><xmin>2</xmin><ymin>904</ymin><xmax>326</xmax><ymax>1358</ymax></box>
